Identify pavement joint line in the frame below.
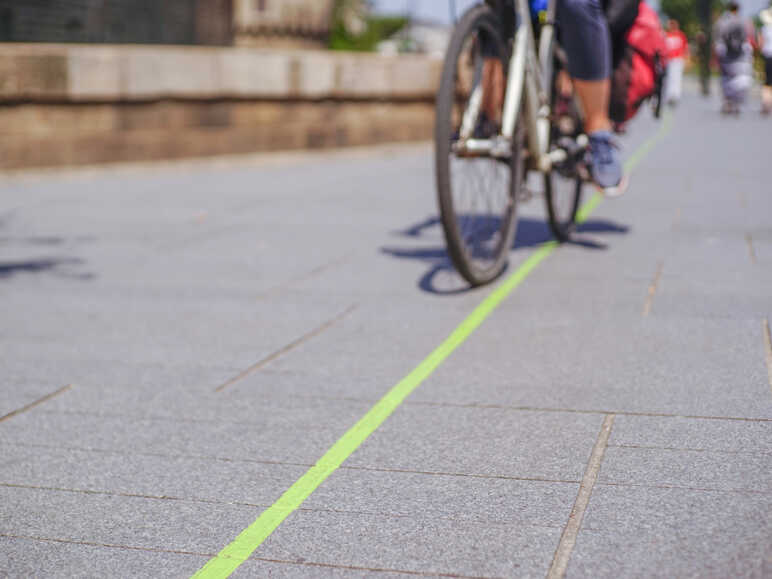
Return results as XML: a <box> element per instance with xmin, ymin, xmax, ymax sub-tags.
<box><xmin>5</xmin><ymin>441</ymin><xmax>314</xmax><ymax>469</ymax></box>
<box><xmin>672</xmin><ymin>207</ymin><xmax>682</xmax><ymax>230</ymax></box>
<box><xmin>251</xmin><ymin>556</ymin><xmax>495</xmax><ymax>579</ymax></box>
<box><xmin>608</xmin><ymin>443</ymin><xmax>772</xmax><ymax>456</ymax></box>
<box><xmin>764</xmin><ymin>319</ymin><xmax>772</xmax><ymax>397</ymax></box>
<box><xmin>0</xmin><ymin>482</ymin><xmax>270</xmax><ymax>509</ymax></box>
<box><xmin>0</xmin><ymin>533</ymin><xmax>213</xmax><ymax>558</ymax></box>
<box><xmin>547</xmin><ymin>414</ymin><xmax>616</xmax><ymax>579</ymax></box>
<box><xmin>746</xmin><ymin>234</ymin><xmax>757</xmax><ymax>264</ymax></box>
<box><xmin>340</xmin><ymin>465</ymin><xmax>580</xmax><ymax>484</ymax></box>
<box><xmin>157</xmin><ymin>223</ymin><xmax>250</xmax><ymax>253</ymax></box>
<box><xmin>595</xmin><ymin>481</ymin><xmax>772</xmax><ymax>496</ymax></box>
<box><xmin>30</xmin><ymin>395</ymin><xmax>772</xmax><ymax>426</ymax></box>
<box><xmin>190</xmin><ymin>115</ymin><xmax>673</xmax><ymax>579</ymax></box>
<box><xmin>33</xmin><ymin>405</ymin><xmax>370</xmax><ymax>428</ymax></box>
<box><xmin>256</xmin><ymin>252</ymin><xmax>357</xmax><ymax>299</ymax></box>
<box><xmin>215</xmin><ymin>304</ymin><xmax>358</xmax><ymax>392</ymax></box>
<box><xmin>737</xmin><ymin>189</ymin><xmax>747</xmax><ymax>209</ymax></box>
<box><xmin>0</xmin><ymin>384</ymin><xmax>72</xmax><ymax>424</ymax></box>
<box><xmin>291</xmin><ymin>506</ymin><xmax>566</xmax><ymax>530</ymax></box>
<box><xmin>1</xmin><ymin>479</ymin><xmax>573</xmax><ymax>532</ymax></box>
<box><xmin>642</xmin><ymin>260</ymin><xmax>664</xmax><ymax>317</ymax></box>
<box><xmin>399</xmin><ymin>400</ymin><xmax>772</xmax><ymax>423</ymax></box>
<box><xmin>1</xmin><ymin>441</ymin><xmax>578</xmax><ymax>484</ymax></box>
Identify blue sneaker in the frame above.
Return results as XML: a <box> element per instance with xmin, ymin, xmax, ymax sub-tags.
<box><xmin>587</xmin><ymin>131</ymin><xmax>627</xmax><ymax>197</ymax></box>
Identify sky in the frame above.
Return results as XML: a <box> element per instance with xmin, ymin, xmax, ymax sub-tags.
<box><xmin>371</xmin><ymin>0</ymin><xmax>480</xmax><ymax>24</ymax></box>
<box><xmin>371</xmin><ymin>0</ymin><xmax>769</xmax><ymax>24</ymax></box>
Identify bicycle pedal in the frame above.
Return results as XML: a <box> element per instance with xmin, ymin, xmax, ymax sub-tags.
<box><xmin>557</xmin><ymin>136</ymin><xmax>588</xmax><ymax>158</ymax></box>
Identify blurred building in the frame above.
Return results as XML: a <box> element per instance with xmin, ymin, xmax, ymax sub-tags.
<box><xmin>0</xmin><ymin>0</ymin><xmax>233</xmax><ymax>45</ymax></box>
<box><xmin>232</xmin><ymin>0</ymin><xmax>335</xmax><ymax>48</ymax></box>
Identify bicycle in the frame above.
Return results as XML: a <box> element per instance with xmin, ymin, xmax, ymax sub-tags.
<box><xmin>435</xmin><ymin>0</ymin><xmax>588</xmax><ymax>286</ymax></box>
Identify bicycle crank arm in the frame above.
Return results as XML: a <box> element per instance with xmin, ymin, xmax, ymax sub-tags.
<box><xmin>452</xmin><ymin>137</ymin><xmax>513</xmax><ymax>160</ymax></box>
<box><xmin>537</xmin><ymin>134</ymin><xmax>588</xmax><ymax>172</ymax></box>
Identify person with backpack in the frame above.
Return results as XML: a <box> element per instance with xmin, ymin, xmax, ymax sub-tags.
<box><xmin>714</xmin><ymin>1</ymin><xmax>753</xmax><ymax>114</ymax></box>
<box><xmin>759</xmin><ymin>3</ymin><xmax>772</xmax><ymax>115</ymax></box>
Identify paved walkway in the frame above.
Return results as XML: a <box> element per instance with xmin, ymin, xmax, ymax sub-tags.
<box><xmin>1</xmin><ymin>88</ymin><xmax>771</xmax><ymax>578</ymax></box>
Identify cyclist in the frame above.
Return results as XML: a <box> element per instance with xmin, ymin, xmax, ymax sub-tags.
<box><xmin>485</xmin><ymin>0</ymin><xmax>626</xmax><ymax>195</ymax></box>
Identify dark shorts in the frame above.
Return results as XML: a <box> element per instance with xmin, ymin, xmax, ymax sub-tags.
<box><xmin>484</xmin><ymin>0</ymin><xmax>611</xmax><ymax>81</ymax></box>
<box><xmin>482</xmin><ymin>0</ymin><xmax>515</xmax><ymax>57</ymax></box>
<box><xmin>557</xmin><ymin>0</ymin><xmax>612</xmax><ymax>80</ymax></box>
<box><xmin>765</xmin><ymin>57</ymin><xmax>772</xmax><ymax>87</ymax></box>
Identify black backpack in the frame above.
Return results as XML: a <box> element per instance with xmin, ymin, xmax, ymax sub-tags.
<box><xmin>723</xmin><ymin>22</ymin><xmax>746</xmax><ymax>60</ymax></box>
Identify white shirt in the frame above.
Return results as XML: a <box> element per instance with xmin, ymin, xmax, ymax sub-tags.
<box><xmin>762</xmin><ymin>24</ymin><xmax>772</xmax><ymax>58</ymax></box>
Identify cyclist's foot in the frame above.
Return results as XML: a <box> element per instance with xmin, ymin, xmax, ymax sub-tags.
<box><xmin>587</xmin><ymin>130</ymin><xmax>627</xmax><ymax>197</ymax></box>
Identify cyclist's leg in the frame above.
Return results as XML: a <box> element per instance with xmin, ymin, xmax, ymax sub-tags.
<box><xmin>557</xmin><ymin>0</ymin><xmax>612</xmax><ymax>133</ymax></box>
<box><xmin>557</xmin><ymin>0</ymin><xmax>624</xmax><ymax>193</ymax></box>
<box><xmin>480</xmin><ymin>0</ymin><xmax>514</xmax><ymax>126</ymax></box>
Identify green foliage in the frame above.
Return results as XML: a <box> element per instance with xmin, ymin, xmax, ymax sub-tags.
<box><xmin>328</xmin><ymin>15</ymin><xmax>408</xmax><ymax>52</ymax></box>
<box><xmin>660</xmin><ymin>0</ymin><xmax>727</xmax><ymax>38</ymax></box>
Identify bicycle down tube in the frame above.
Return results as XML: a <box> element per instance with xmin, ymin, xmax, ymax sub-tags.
<box><xmin>500</xmin><ymin>0</ymin><xmax>557</xmax><ymax>170</ymax></box>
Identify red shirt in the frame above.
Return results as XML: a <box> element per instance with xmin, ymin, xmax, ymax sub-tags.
<box><xmin>666</xmin><ymin>30</ymin><xmax>689</xmax><ymax>60</ymax></box>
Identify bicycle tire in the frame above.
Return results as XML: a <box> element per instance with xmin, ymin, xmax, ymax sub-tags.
<box><xmin>544</xmin><ymin>51</ymin><xmax>583</xmax><ymax>242</ymax></box>
<box><xmin>435</xmin><ymin>4</ymin><xmax>524</xmax><ymax>287</ymax></box>
<box><xmin>545</xmin><ymin>171</ymin><xmax>582</xmax><ymax>241</ymax></box>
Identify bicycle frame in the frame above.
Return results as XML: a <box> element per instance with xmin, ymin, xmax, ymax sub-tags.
<box><xmin>458</xmin><ymin>0</ymin><xmax>573</xmax><ymax>172</ymax></box>
<box><xmin>502</xmin><ymin>0</ymin><xmax>555</xmax><ymax>169</ymax></box>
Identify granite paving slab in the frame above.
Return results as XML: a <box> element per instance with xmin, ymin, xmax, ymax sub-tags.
<box><xmin>0</xmin><ymin>444</ymin><xmax>308</xmax><ymax>507</ymax></box>
<box><xmin>0</xmin><ymin>486</ymin><xmax>260</xmax><ymax>555</ymax></box>
<box><xmin>570</xmin><ymin>484</ymin><xmax>772</xmax><ymax>578</ymax></box>
<box><xmin>344</xmin><ymin>405</ymin><xmax>603</xmax><ymax>481</ymax></box>
<box><xmin>0</xmin><ymin>535</ymin><xmax>207</xmax><ymax>579</ymax></box>
<box><xmin>258</xmin><ymin>509</ymin><xmax>561</xmax><ymax>579</ymax></box>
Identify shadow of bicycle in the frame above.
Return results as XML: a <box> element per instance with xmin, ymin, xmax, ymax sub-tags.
<box><xmin>0</xmin><ymin>216</ymin><xmax>96</xmax><ymax>281</ymax></box>
<box><xmin>382</xmin><ymin>215</ymin><xmax>630</xmax><ymax>295</ymax></box>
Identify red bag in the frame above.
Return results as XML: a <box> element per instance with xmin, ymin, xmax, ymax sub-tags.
<box><xmin>609</xmin><ymin>2</ymin><xmax>667</xmax><ymax>123</ymax></box>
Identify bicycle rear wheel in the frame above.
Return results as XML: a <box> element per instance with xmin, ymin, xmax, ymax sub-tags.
<box><xmin>435</xmin><ymin>4</ymin><xmax>525</xmax><ymax>287</ymax></box>
<box><xmin>544</xmin><ymin>70</ymin><xmax>583</xmax><ymax>242</ymax></box>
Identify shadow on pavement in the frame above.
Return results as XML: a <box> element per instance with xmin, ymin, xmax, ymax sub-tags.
<box><xmin>0</xmin><ymin>257</ymin><xmax>94</xmax><ymax>280</ymax></box>
<box><xmin>383</xmin><ymin>216</ymin><xmax>630</xmax><ymax>295</ymax></box>
<box><xmin>0</xmin><ymin>215</ymin><xmax>96</xmax><ymax>280</ymax></box>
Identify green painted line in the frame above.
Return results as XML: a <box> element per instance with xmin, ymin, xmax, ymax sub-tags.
<box><xmin>191</xmin><ymin>113</ymin><xmax>673</xmax><ymax>579</ymax></box>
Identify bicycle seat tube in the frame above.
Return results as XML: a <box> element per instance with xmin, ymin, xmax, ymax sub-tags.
<box><xmin>501</xmin><ymin>0</ymin><xmax>553</xmax><ymax>169</ymax></box>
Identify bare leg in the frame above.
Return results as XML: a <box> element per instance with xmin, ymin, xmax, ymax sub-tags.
<box><xmin>573</xmin><ymin>78</ymin><xmax>612</xmax><ymax>133</ymax></box>
<box><xmin>481</xmin><ymin>59</ymin><xmax>505</xmax><ymax>124</ymax></box>
<box><xmin>762</xmin><ymin>86</ymin><xmax>772</xmax><ymax>113</ymax></box>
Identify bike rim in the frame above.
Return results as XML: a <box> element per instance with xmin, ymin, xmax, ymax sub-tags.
<box><xmin>446</xmin><ymin>24</ymin><xmax>515</xmax><ymax>277</ymax></box>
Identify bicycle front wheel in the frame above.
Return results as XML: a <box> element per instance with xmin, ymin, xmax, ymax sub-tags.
<box><xmin>435</xmin><ymin>4</ymin><xmax>525</xmax><ymax>287</ymax></box>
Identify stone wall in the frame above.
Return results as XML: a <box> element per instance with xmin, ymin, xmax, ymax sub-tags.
<box><xmin>0</xmin><ymin>44</ymin><xmax>441</xmax><ymax>170</ymax></box>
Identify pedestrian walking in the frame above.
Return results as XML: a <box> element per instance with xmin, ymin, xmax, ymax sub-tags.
<box><xmin>664</xmin><ymin>19</ymin><xmax>689</xmax><ymax>105</ymax></box>
<box><xmin>714</xmin><ymin>1</ymin><xmax>753</xmax><ymax>114</ymax></box>
<box><xmin>759</xmin><ymin>3</ymin><xmax>772</xmax><ymax>114</ymax></box>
